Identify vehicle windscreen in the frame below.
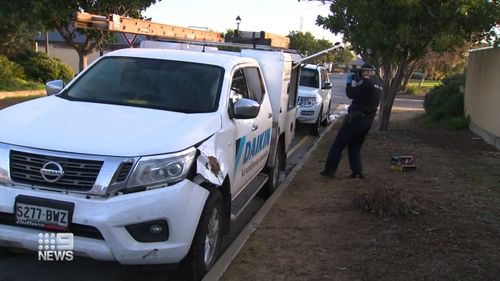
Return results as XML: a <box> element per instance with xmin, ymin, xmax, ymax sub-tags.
<box><xmin>299</xmin><ymin>68</ymin><xmax>319</xmax><ymax>88</ymax></box>
<box><xmin>60</xmin><ymin>57</ymin><xmax>224</xmax><ymax>113</ymax></box>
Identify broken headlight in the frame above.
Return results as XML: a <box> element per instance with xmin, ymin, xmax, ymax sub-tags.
<box><xmin>126</xmin><ymin>147</ymin><xmax>196</xmax><ymax>189</ymax></box>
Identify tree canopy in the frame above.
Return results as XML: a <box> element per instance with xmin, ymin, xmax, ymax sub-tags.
<box><xmin>288</xmin><ymin>31</ymin><xmax>353</xmax><ymax>65</ymax></box>
<box><xmin>34</xmin><ymin>0</ymin><xmax>159</xmax><ymax>71</ymax></box>
<box><xmin>0</xmin><ymin>0</ymin><xmax>43</xmax><ymax>56</ymax></box>
<box><xmin>316</xmin><ymin>0</ymin><xmax>499</xmax><ymax>131</ymax></box>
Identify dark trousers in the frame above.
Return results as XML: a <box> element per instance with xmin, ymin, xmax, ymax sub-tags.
<box><xmin>323</xmin><ymin>113</ymin><xmax>374</xmax><ymax>175</ymax></box>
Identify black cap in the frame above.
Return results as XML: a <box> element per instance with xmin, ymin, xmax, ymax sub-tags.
<box><xmin>361</xmin><ymin>63</ymin><xmax>375</xmax><ymax>70</ymax></box>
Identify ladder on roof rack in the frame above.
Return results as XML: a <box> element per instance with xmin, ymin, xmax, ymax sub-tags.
<box><xmin>74</xmin><ymin>12</ymin><xmax>290</xmax><ymax>49</ymax></box>
<box><xmin>75</xmin><ymin>12</ymin><xmax>224</xmax><ymax>43</ymax></box>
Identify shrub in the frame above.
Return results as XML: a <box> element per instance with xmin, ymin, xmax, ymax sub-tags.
<box><xmin>403</xmin><ymin>85</ymin><xmax>428</xmax><ymax>96</ymax></box>
<box><xmin>423</xmin><ymin>73</ymin><xmax>468</xmax><ymax>129</ymax></box>
<box><xmin>404</xmin><ymin>85</ymin><xmax>418</xmax><ymax>95</ymax></box>
<box><xmin>352</xmin><ymin>188</ymin><xmax>419</xmax><ymax>218</ymax></box>
<box><xmin>0</xmin><ymin>55</ymin><xmax>25</xmax><ymax>80</ymax></box>
<box><xmin>12</xmin><ymin>50</ymin><xmax>74</xmax><ymax>83</ymax></box>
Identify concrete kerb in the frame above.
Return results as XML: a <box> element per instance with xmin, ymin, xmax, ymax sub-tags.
<box><xmin>0</xmin><ymin>90</ymin><xmax>45</xmax><ymax>100</ymax></box>
<box><xmin>203</xmin><ymin>119</ymin><xmax>337</xmax><ymax>281</ymax></box>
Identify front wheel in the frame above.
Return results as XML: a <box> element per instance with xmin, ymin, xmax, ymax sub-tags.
<box><xmin>181</xmin><ymin>190</ymin><xmax>224</xmax><ymax>281</ymax></box>
<box><xmin>321</xmin><ymin>102</ymin><xmax>331</xmax><ymax>127</ymax></box>
<box><xmin>308</xmin><ymin>108</ymin><xmax>322</xmax><ymax>136</ymax></box>
<box><xmin>261</xmin><ymin>143</ymin><xmax>284</xmax><ymax>197</ymax></box>
<box><xmin>0</xmin><ymin>247</ymin><xmax>16</xmax><ymax>259</ymax></box>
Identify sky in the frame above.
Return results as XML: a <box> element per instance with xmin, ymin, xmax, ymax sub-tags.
<box><xmin>143</xmin><ymin>0</ymin><xmax>343</xmax><ymax>44</ymax></box>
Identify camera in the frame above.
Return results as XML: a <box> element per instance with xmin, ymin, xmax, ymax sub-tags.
<box><xmin>350</xmin><ymin>66</ymin><xmax>362</xmax><ymax>82</ymax></box>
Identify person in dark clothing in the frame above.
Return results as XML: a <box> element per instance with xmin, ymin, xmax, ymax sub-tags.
<box><xmin>320</xmin><ymin>64</ymin><xmax>382</xmax><ymax>179</ymax></box>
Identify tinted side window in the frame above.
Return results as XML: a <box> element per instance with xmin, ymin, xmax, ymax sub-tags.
<box><xmin>243</xmin><ymin>67</ymin><xmax>265</xmax><ymax>104</ymax></box>
<box><xmin>230</xmin><ymin>69</ymin><xmax>249</xmax><ymax>103</ymax></box>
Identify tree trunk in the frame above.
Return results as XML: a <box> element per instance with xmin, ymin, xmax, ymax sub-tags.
<box><xmin>55</xmin><ymin>27</ymin><xmax>100</xmax><ymax>73</ymax></box>
<box><xmin>401</xmin><ymin>62</ymin><xmax>417</xmax><ymax>92</ymax></box>
<box><xmin>378</xmin><ymin>58</ymin><xmax>409</xmax><ymax>131</ymax></box>
<box><xmin>77</xmin><ymin>50</ymin><xmax>88</xmax><ymax>72</ymax></box>
<box><xmin>45</xmin><ymin>32</ymin><xmax>49</xmax><ymax>55</ymax></box>
<box><xmin>419</xmin><ymin>72</ymin><xmax>428</xmax><ymax>87</ymax></box>
<box><xmin>377</xmin><ymin>64</ymin><xmax>393</xmax><ymax>131</ymax></box>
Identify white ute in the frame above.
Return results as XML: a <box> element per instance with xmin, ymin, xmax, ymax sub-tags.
<box><xmin>296</xmin><ymin>64</ymin><xmax>333</xmax><ymax>135</ymax></box>
<box><xmin>0</xmin><ymin>42</ymin><xmax>300</xmax><ymax>279</ymax></box>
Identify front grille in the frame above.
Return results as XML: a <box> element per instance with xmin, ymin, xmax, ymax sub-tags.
<box><xmin>10</xmin><ymin>150</ymin><xmax>103</xmax><ymax>192</ymax></box>
<box><xmin>0</xmin><ymin>212</ymin><xmax>104</xmax><ymax>240</ymax></box>
<box><xmin>115</xmin><ymin>162</ymin><xmax>133</xmax><ymax>183</ymax></box>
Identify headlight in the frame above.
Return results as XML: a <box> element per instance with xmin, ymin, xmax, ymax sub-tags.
<box><xmin>126</xmin><ymin>147</ymin><xmax>196</xmax><ymax>189</ymax></box>
<box><xmin>297</xmin><ymin>97</ymin><xmax>317</xmax><ymax>107</ymax></box>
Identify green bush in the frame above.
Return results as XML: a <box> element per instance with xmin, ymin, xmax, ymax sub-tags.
<box><xmin>423</xmin><ymin>73</ymin><xmax>468</xmax><ymax>129</ymax></box>
<box><xmin>404</xmin><ymin>85</ymin><xmax>418</xmax><ymax>95</ymax></box>
<box><xmin>0</xmin><ymin>55</ymin><xmax>25</xmax><ymax>80</ymax></box>
<box><xmin>12</xmin><ymin>50</ymin><xmax>74</xmax><ymax>83</ymax></box>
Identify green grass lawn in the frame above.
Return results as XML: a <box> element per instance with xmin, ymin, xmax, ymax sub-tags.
<box><xmin>408</xmin><ymin>79</ymin><xmax>441</xmax><ymax>89</ymax></box>
<box><xmin>400</xmin><ymin>79</ymin><xmax>442</xmax><ymax>97</ymax></box>
<box><xmin>0</xmin><ymin>78</ymin><xmax>44</xmax><ymax>91</ymax></box>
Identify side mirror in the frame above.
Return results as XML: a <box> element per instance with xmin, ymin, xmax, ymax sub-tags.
<box><xmin>322</xmin><ymin>82</ymin><xmax>332</xmax><ymax>89</ymax></box>
<box><xmin>45</xmin><ymin>80</ymin><xmax>65</xmax><ymax>96</ymax></box>
<box><xmin>233</xmin><ymin>98</ymin><xmax>260</xmax><ymax>119</ymax></box>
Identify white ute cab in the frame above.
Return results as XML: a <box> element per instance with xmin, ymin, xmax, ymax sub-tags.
<box><xmin>0</xmin><ymin>46</ymin><xmax>299</xmax><ymax>280</ymax></box>
<box><xmin>296</xmin><ymin>64</ymin><xmax>333</xmax><ymax>135</ymax></box>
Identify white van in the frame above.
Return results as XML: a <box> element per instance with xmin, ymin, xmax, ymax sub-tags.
<box><xmin>0</xmin><ymin>45</ymin><xmax>300</xmax><ymax>279</ymax></box>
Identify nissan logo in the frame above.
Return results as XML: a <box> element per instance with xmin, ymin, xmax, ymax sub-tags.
<box><xmin>40</xmin><ymin>161</ymin><xmax>65</xmax><ymax>183</ymax></box>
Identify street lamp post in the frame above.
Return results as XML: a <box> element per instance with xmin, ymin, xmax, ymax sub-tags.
<box><xmin>235</xmin><ymin>15</ymin><xmax>241</xmax><ymax>37</ymax></box>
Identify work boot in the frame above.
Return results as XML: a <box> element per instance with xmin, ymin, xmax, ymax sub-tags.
<box><xmin>320</xmin><ymin>170</ymin><xmax>335</xmax><ymax>178</ymax></box>
<box><xmin>350</xmin><ymin>173</ymin><xmax>366</xmax><ymax>179</ymax></box>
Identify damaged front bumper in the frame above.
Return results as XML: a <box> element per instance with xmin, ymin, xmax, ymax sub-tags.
<box><xmin>0</xmin><ymin>180</ymin><xmax>209</xmax><ymax>264</ymax></box>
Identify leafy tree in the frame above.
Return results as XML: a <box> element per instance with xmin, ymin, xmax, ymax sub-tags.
<box><xmin>314</xmin><ymin>38</ymin><xmax>335</xmax><ymax>63</ymax></box>
<box><xmin>400</xmin><ymin>43</ymin><xmax>470</xmax><ymax>91</ymax></box>
<box><xmin>288</xmin><ymin>31</ymin><xmax>339</xmax><ymax>64</ymax></box>
<box><xmin>416</xmin><ymin>45</ymin><xmax>470</xmax><ymax>81</ymax></box>
<box><xmin>331</xmin><ymin>47</ymin><xmax>355</xmax><ymax>66</ymax></box>
<box><xmin>34</xmin><ymin>0</ymin><xmax>159</xmax><ymax>72</ymax></box>
<box><xmin>288</xmin><ymin>31</ymin><xmax>318</xmax><ymax>56</ymax></box>
<box><xmin>0</xmin><ymin>0</ymin><xmax>43</xmax><ymax>56</ymax></box>
<box><xmin>316</xmin><ymin>0</ymin><xmax>499</xmax><ymax>131</ymax></box>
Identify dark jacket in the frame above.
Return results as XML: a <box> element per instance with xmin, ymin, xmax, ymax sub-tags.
<box><xmin>346</xmin><ymin>76</ymin><xmax>382</xmax><ymax>115</ymax></box>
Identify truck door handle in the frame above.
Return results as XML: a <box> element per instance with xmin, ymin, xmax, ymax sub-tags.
<box><xmin>268</xmin><ymin>113</ymin><xmax>272</xmax><ymax>118</ymax></box>
<box><xmin>251</xmin><ymin>124</ymin><xmax>259</xmax><ymax>131</ymax></box>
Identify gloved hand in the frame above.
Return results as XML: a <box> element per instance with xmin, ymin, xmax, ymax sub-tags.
<box><xmin>351</xmin><ymin>79</ymin><xmax>364</xmax><ymax>87</ymax></box>
<box><xmin>346</xmin><ymin>73</ymin><xmax>354</xmax><ymax>84</ymax></box>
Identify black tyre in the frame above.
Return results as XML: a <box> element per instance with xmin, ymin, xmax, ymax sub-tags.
<box><xmin>308</xmin><ymin>108</ymin><xmax>322</xmax><ymax>136</ymax></box>
<box><xmin>0</xmin><ymin>247</ymin><xmax>15</xmax><ymax>259</ymax></box>
<box><xmin>181</xmin><ymin>190</ymin><xmax>224</xmax><ymax>281</ymax></box>
<box><xmin>321</xmin><ymin>102</ymin><xmax>331</xmax><ymax>127</ymax></box>
<box><xmin>261</xmin><ymin>143</ymin><xmax>284</xmax><ymax>197</ymax></box>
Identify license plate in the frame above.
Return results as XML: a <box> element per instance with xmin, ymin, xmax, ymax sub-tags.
<box><xmin>14</xmin><ymin>195</ymin><xmax>74</xmax><ymax>230</ymax></box>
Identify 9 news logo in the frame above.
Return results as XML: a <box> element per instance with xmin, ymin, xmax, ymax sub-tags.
<box><xmin>37</xmin><ymin>233</ymin><xmax>74</xmax><ymax>261</ymax></box>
